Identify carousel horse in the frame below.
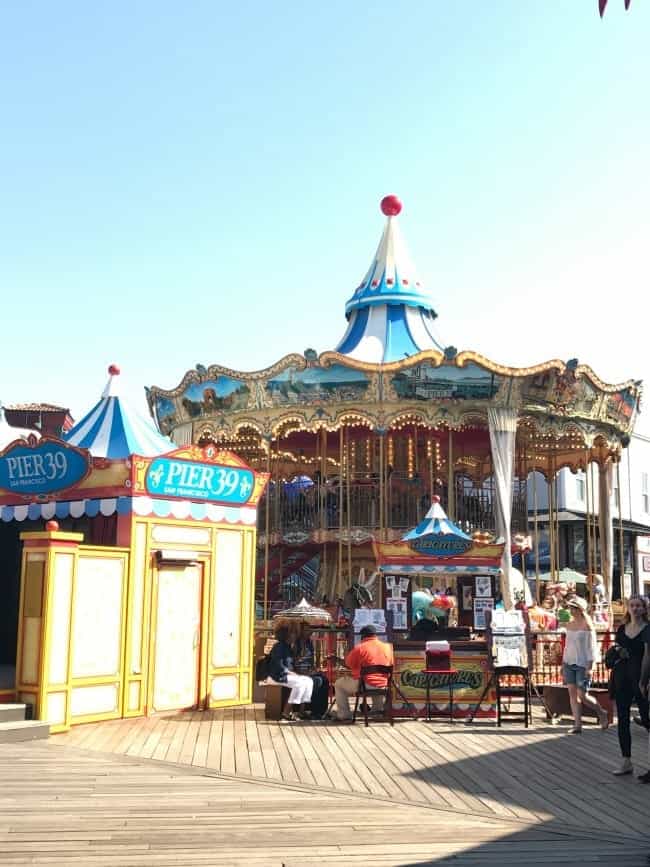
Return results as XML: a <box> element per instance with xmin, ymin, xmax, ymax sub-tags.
<box><xmin>342</xmin><ymin>581</ymin><xmax>373</xmax><ymax>612</ymax></box>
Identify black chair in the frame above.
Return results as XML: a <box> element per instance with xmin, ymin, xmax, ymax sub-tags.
<box><xmin>353</xmin><ymin>664</ymin><xmax>394</xmax><ymax>727</ymax></box>
<box><xmin>495</xmin><ymin>666</ymin><xmax>532</xmax><ymax>727</ymax></box>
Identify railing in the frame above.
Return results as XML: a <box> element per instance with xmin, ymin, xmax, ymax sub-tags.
<box><xmin>530</xmin><ymin>631</ymin><xmax>614</xmax><ymax>687</ymax></box>
<box><xmin>257</xmin><ymin>474</ymin><xmax>529</xmax><ymax>538</ymax></box>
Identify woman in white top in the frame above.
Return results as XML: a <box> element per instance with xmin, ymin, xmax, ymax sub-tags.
<box><xmin>562</xmin><ymin>596</ymin><xmax>609</xmax><ymax>734</ymax></box>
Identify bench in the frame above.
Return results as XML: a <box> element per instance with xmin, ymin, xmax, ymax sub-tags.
<box><xmin>262</xmin><ymin>682</ymin><xmax>291</xmax><ymax>720</ymax></box>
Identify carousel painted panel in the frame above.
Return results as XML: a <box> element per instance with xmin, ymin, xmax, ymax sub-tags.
<box><xmin>264</xmin><ymin>363</ymin><xmax>371</xmax><ymax>407</ymax></box>
<box><xmin>520</xmin><ymin>367</ymin><xmax>600</xmax><ymax>418</ymax></box>
<box><xmin>391</xmin><ymin>648</ymin><xmax>495</xmax><ymax>719</ymax></box>
<box><xmin>389</xmin><ymin>361</ymin><xmax>502</xmax><ymax>403</ymax></box>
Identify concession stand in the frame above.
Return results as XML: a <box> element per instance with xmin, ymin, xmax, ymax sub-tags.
<box><xmin>373</xmin><ymin>498</ymin><xmax>512</xmax><ymax>719</ymax></box>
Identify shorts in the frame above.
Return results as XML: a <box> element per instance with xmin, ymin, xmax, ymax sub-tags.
<box><xmin>563</xmin><ymin>663</ymin><xmax>591</xmax><ymax>691</ymax></box>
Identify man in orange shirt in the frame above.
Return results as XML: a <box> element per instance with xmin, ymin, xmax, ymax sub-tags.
<box><xmin>334</xmin><ymin>625</ymin><xmax>394</xmax><ymax>721</ymax></box>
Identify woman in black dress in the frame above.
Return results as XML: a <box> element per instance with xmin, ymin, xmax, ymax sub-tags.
<box><xmin>610</xmin><ymin>596</ymin><xmax>650</xmax><ymax>777</ymax></box>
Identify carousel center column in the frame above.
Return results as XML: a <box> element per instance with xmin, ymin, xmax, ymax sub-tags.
<box><xmin>598</xmin><ymin>458</ymin><xmax>614</xmax><ymax>602</ymax></box>
<box><xmin>487</xmin><ymin>407</ymin><xmax>518</xmax><ymax>610</ymax></box>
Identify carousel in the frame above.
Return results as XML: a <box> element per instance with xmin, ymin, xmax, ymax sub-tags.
<box><xmin>147</xmin><ymin>195</ymin><xmax>642</xmax><ymax>619</ymax></box>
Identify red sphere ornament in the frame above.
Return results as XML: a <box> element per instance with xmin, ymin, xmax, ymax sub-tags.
<box><xmin>431</xmin><ymin>495</ymin><xmax>441</xmax><ymax>504</ymax></box>
<box><xmin>45</xmin><ymin>520</ymin><xmax>60</xmax><ymax>532</ymax></box>
<box><xmin>380</xmin><ymin>195</ymin><xmax>402</xmax><ymax>217</ymax></box>
<box><xmin>108</xmin><ymin>364</ymin><xmax>121</xmax><ymax>376</ymax></box>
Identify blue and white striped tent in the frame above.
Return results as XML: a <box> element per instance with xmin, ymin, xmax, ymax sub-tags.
<box><xmin>65</xmin><ymin>366</ymin><xmax>173</xmax><ymax>460</ymax></box>
<box><xmin>336</xmin><ymin>196</ymin><xmax>443</xmax><ymax>364</ymax></box>
<box><xmin>402</xmin><ymin>497</ymin><xmax>472</xmax><ymax>544</ymax></box>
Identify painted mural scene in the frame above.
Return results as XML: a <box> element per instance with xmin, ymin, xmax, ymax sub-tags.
<box><xmin>2</xmin><ymin>2</ymin><xmax>650</xmax><ymax>865</ymax></box>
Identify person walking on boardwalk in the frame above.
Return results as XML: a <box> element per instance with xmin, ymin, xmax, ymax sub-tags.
<box><xmin>562</xmin><ymin>597</ymin><xmax>609</xmax><ymax>734</ymax></box>
<box><xmin>609</xmin><ymin>596</ymin><xmax>650</xmax><ymax>776</ymax></box>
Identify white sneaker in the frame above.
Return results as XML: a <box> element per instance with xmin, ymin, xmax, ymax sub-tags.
<box><xmin>613</xmin><ymin>758</ymin><xmax>633</xmax><ymax>776</ymax></box>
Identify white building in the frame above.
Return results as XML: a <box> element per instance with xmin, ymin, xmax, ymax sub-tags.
<box><xmin>526</xmin><ymin>432</ymin><xmax>650</xmax><ymax>598</ymax></box>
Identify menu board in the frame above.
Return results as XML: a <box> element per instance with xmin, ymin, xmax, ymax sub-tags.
<box><xmin>352</xmin><ymin>608</ymin><xmax>387</xmax><ymax>644</ymax></box>
<box><xmin>473</xmin><ymin>598</ymin><xmax>494</xmax><ymax>630</ymax></box>
<box><xmin>386</xmin><ymin>598</ymin><xmax>408</xmax><ymax>630</ymax></box>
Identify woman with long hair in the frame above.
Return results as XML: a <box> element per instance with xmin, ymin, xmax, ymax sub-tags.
<box><xmin>610</xmin><ymin>595</ymin><xmax>650</xmax><ymax>776</ymax></box>
<box><xmin>267</xmin><ymin>625</ymin><xmax>313</xmax><ymax>720</ymax></box>
<box><xmin>562</xmin><ymin>597</ymin><xmax>609</xmax><ymax>734</ymax></box>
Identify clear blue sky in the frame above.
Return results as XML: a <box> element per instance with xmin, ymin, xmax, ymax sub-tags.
<box><xmin>1</xmin><ymin>2</ymin><xmax>648</xmax><ymax>431</ymax></box>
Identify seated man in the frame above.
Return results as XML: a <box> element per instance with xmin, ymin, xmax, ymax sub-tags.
<box><xmin>334</xmin><ymin>625</ymin><xmax>394</xmax><ymax>721</ymax></box>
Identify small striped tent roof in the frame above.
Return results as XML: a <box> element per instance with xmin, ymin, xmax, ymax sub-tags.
<box><xmin>402</xmin><ymin>496</ymin><xmax>472</xmax><ymax>543</ymax></box>
<box><xmin>336</xmin><ymin>196</ymin><xmax>443</xmax><ymax>364</ymax></box>
<box><xmin>65</xmin><ymin>365</ymin><xmax>173</xmax><ymax>460</ymax></box>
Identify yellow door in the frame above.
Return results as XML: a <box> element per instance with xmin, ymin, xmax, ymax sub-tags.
<box><xmin>152</xmin><ymin>564</ymin><xmax>202</xmax><ymax>712</ymax></box>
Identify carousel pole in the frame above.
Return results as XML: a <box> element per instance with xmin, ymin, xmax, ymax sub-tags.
<box><xmin>554</xmin><ymin>458</ymin><xmax>561</xmax><ymax>576</ymax></box>
<box><xmin>346</xmin><ymin>425</ymin><xmax>352</xmax><ymax>588</ymax></box>
<box><xmin>447</xmin><ymin>428</ymin><xmax>455</xmax><ymax>520</ymax></box>
<box><xmin>547</xmin><ymin>472</ymin><xmax>556</xmax><ymax>582</ymax></box>
<box><xmin>617</xmin><ymin>457</ymin><xmax>625</xmax><ymax>596</ymax></box>
<box><xmin>321</xmin><ymin>427</ymin><xmax>328</xmax><ymax>601</ymax></box>
<box><xmin>263</xmin><ymin>438</ymin><xmax>271</xmax><ymax>621</ymax></box>
<box><xmin>533</xmin><ymin>470</ymin><xmax>540</xmax><ymax>603</ymax></box>
<box><xmin>338</xmin><ymin>426</ymin><xmax>344</xmax><ymax>599</ymax></box>
<box><xmin>379</xmin><ymin>429</ymin><xmax>385</xmax><ymax>541</ymax></box>
<box><xmin>590</xmin><ymin>460</ymin><xmax>598</xmax><ymax>576</ymax></box>
<box><xmin>585</xmin><ymin>453</ymin><xmax>593</xmax><ymax>585</ymax></box>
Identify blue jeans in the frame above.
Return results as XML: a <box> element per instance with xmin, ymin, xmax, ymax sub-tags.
<box><xmin>563</xmin><ymin>663</ymin><xmax>591</xmax><ymax>691</ymax></box>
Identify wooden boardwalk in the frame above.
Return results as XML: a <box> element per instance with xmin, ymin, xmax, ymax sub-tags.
<box><xmin>56</xmin><ymin>706</ymin><xmax>650</xmax><ymax>840</ymax></box>
<box><xmin>0</xmin><ymin>739</ymin><xmax>649</xmax><ymax>866</ymax></box>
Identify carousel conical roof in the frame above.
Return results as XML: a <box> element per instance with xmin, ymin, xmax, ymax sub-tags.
<box><xmin>273</xmin><ymin>597</ymin><xmax>332</xmax><ymax>623</ymax></box>
<box><xmin>403</xmin><ymin>496</ymin><xmax>472</xmax><ymax>542</ymax></box>
<box><xmin>65</xmin><ymin>365</ymin><xmax>173</xmax><ymax>460</ymax></box>
<box><xmin>336</xmin><ymin>195</ymin><xmax>442</xmax><ymax>364</ymax></box>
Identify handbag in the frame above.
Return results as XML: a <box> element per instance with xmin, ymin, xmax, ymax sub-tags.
<box><xmin>604</xmin><ymin>645</ymin><xmax>624</xmax><ymax>669</ymax></box>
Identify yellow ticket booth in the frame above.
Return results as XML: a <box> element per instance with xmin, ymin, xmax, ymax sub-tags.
<box><xmin>1</xmin><ymin>367</ymin><xmax>267</xmax><ymax>732</ymax></box>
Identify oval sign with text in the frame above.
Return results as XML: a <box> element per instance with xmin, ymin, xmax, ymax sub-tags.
<box><xmin>409</xmin><ymin>535</ymin><xmax>472</xmax><ymax>557</ymax></box>
<box><xmin>0</xmin><ymin>439</ymin><xmax>91</xmax><ymax>497</ymax></box>
<box><xmin>145</xmin><ymin>456</ymin><xmax>255</xmax><ymax>505</ymax></box>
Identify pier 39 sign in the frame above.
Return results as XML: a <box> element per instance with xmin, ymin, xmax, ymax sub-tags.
<box><xmin>0</xmin><ymin>438</ymin><xmax>91</xmax><ymax>497</ymax></box>
<box><xmin>145</xmin><ymin>455</ymin><xmax>255</xmax><ymax>506</ymax></box>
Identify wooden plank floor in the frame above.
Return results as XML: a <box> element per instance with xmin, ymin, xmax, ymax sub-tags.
<box><xmin>56</xmin><ymin>705</ymin><xmax>650</xmax><ymax>840</ymax></box>
<box><xmin>1</xmin><ymin>740</ymin><xmax>649</xmax><ymax>866</ymax></box>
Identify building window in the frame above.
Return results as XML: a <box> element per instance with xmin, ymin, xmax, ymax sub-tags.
<box><xmin>576</xmin><ymin>476</ymin><xmax>585</xmax><ymax>502</ymax></box>
<box><xmin>643</xmin><ymin>473</ymin><xmax>649</xmax><ymax>514</ymax></box>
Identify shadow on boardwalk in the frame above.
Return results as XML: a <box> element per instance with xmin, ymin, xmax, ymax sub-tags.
<box><xmin>52</xmin><ymin>707</ymin><xmax>650</xmax><ymax>865</ymax></box>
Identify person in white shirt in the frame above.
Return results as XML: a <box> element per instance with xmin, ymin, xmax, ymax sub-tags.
<box><xmin>562</xmin><ymin>596</ymin><xmax>609</xmax><ymax>734</ymax></box>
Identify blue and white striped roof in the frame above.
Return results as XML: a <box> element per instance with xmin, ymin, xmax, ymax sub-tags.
<box><xmin>336</xmin><ymin>196</ymin><xmax>442</xmax><ymax>364</ymax></box>
<box><xmin>402</xmin><ymin>497</ymin><xmax>472</xmax><ymax>543</ymax></box>
<box><xmin>65</xmin><ymin>366</ymin><xmax>173</xmax><ymax>460</ymax></box>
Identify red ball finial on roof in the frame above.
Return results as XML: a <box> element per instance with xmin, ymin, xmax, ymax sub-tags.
<box><xmin>380</xmin><ymin>195</ymin><xmax>402</xmax><ymax>217</ymax></box>
<box><xmin>431</xmin><ymin>495</ymin><xmax>441</xmax><ymax>504</ymax></box>
<box><xmin>108</xmin><ymin>364</ymin><xmax>121</xmax><ymax>376</ymax></box>
<box><xmin>45</xmin><ymin>520</ymin><xmax>59</xmax><ymax>532</ymax></box>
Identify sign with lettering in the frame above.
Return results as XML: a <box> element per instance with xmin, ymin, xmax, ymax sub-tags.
<box><xmin>145</xmin><ymin>456</ymin><xmax>255</xmax><ymax>505</ymax></box>
<box><xmin>391</xmin><ymin>650</ymin><xmax>495</xmax><ymax>720</ymax></box>
<box><xmin>409</xmin><ymin>534</ymin><xmax>472</xmax><ymax>557</ymax></box>
<box><xmin>0</xmin><ymin>438</ymin><xmax>91</xmax><ymax>497</ymax></box>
